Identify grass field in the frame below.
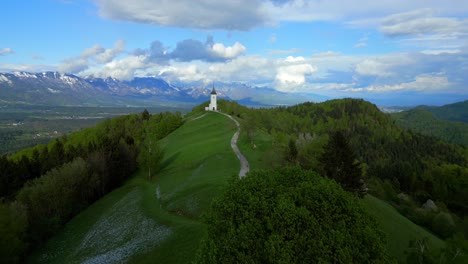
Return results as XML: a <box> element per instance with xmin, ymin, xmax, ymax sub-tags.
<box><xmin>363</xmin><ymin>195</ymin><xmax>445</xmax><ymax>263</ymax></box>
<box><xmin>29</xmin><ymin>112</ymin><xmax>239</xmax><ymax>263</ymax></box>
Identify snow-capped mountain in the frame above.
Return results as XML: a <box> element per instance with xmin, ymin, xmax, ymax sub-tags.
<box><xmin>0</xmin><ymin>71</ymin><xmax>327</xmax><ymax>107</ymax></box>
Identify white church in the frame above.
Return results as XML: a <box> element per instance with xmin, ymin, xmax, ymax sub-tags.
<box><xmin>205</xmin><ymin>86</ymin><xmax>218</xmax><ymax>111</ymax></box>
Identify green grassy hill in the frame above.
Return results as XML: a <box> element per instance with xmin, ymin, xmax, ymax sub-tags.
<box><xmin>391</xmin><ymin>108</ymin><xmax>468</xmax><ymax>145</ymax></box>
<box><xmin>29</xmin><ymin>112</ymin><xmax>239</xmax><ymax>263</ymax></box>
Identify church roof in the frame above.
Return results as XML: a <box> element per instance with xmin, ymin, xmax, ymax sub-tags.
<box><xmin>211</xmin><ymin>87</ymin><xmax>217</xmax><ymax>95</ymax></box>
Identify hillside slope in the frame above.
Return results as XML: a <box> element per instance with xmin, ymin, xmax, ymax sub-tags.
<box><xmin>418</xmin><ymin>100</ymin><xmax>468</xmax><ymax>123</ymax></box>
<box><xmin>29</xmin><ymin>112</ymin><xmax>239</xmax><ymax>263</ymax></box>
<box><xmin>391</xmin><ymin>108</ymin><xmax>468</xmax><ymax>145</ymax></box>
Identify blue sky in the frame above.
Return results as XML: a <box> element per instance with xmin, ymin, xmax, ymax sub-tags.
<box><xmin>1</xmin><ymin>0</ymin><xmax>468</xmax><ymax>105</ymax></box>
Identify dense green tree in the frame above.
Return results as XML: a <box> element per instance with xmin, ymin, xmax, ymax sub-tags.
<box><xmin>285</xmin><ymin>138</ymin><xmax>298</xmax><ymax>163</ymax></box>
<box><xmin>319</xmin><ymin>131</ymin><xmax>365</xmax><ymax>196</ymax></box>
<box><xmin>196</xmin><ymin>167</ymin><xmax>392</xmax><ymax>263</ymax></box>
<box><xmin>0</xmin><ymin>201</ymin><xmax>27</xmax><ymax>264</ymax></box>
<box><xmin>139</xmin><ymin>138</ymin><xmax>164</xmax><ymax>179</ymax></box>
<box><xmin>141</xmin><ymin>108</ymin><xmax>150</xmax><ymax>120</ymax></box>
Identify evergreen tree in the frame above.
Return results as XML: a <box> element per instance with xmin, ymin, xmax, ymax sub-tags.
<box><xmin>319</xmin><ymin>131</ymin><xmax>365</xmax><ymax>197</ymax></box>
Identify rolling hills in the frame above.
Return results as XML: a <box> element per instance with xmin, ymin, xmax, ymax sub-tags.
<box><xmin>391</xmin><ymin>101</ymin><xmax>468</xmax><ymax>145</ymax></box>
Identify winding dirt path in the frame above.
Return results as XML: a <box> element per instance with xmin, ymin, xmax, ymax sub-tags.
<box><xmin>188</xmin><ymin>111</ymin><xmax>250</xmax><ymax>178</ymax></box>
<box><xmin>218</xmin><ymin>112</ymin><xmax>250</xmax><ymax>178</ymax></box>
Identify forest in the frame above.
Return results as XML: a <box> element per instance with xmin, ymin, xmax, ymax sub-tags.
<box><xmin>0</xmin><ymin>109</ymin><xmax>182</xmax><ymax>262</ymax></box>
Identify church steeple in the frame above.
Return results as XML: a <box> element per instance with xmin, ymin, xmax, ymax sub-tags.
<box><xmin>206</xmin><ymin>82</ymin><xmax>217</xmax><ymax>111</ymax></box>
<box><xmin>211</xmin><ymin>83</ymin><xmax>217</xmax><ymax>95</ymax></box>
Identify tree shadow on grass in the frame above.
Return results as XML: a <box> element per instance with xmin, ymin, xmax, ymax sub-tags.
<box><xmin>160</xmin><ymin>151</ymin><xmax>181</xmax><ymax>171</ymax></box>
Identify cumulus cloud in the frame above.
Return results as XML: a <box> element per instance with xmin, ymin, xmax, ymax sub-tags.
<box><xmin>95</xmin><ymin>0</ymin><xmax>267</xmax><ymax>30</ymax></box>
<box><xmin>138</xmin><ymin>37</ymin><xmax>246</xmax><ymax>63</ymax></box>
<box><xmin>0</xmin><ymin>48</ymin><xmax>15</xmax><ymax>56</ymax></box>
<box><xmin>275</xmin><ymin>56</ymin><xmax>317</xmax><ymax>91</ymax></box>
<box><xmin>211</xmin><ymin>42</ymin><xmax>246</xmax><ymax>59</ymax></box>
<box><xmin>89</xmin><ymin>55</ymin><xmax>149</xmax><ymax>80</ymax></box>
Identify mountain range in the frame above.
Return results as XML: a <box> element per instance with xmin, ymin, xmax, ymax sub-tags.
<box><xmin>0</xmin><ymin>71</ymin><xmax>328</xmax><ymax>107</ymax></box>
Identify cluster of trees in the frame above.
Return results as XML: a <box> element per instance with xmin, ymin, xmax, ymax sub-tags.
<box><xmin>196</xmin><ymin>167</ymin><xmax>392</xmax><ymax>263</ymax></box>
<box><xmin>0</xmin><ymin>110</ymin><xmax>182</xmax><ymax>263</ymax></box>
<box><xmin>392</xmin><ymin>108</ymin><xmax>468</xmax><ymax>146</ymax></box>
<box><xmin>228</xmin><ymin>98</ymin><xmax>467</xmax><ymax>242</ymax></box>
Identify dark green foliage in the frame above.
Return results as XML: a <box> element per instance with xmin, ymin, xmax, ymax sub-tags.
<box><xmin>418</xmin><ymin>100</ymin><xmax>468</xmax><ymax>123</ymax></box>
<box><xmin>233</xmin><ymin>98</ymin><xmax>467</xmax><ymax>243</ymax></box>
<box><xmin>319</xmin><ymin>131</ymin><xmax>365</xmax><ymax>196</ymax></box>
<box><xmin>405</xmin><ymin>234</ymin><xmax>468</xmax><ymax>264</ymax></box>
<box><xmin>392</xmin><ymin>108</ymin><xmax>468</xmax><ymax>145</ymax></box>
<box><xmin>0</xmin><ymin>201</ymin><xmax>27</xmax><ymax>264</ymax></box>
<box><xmin>0</xmin><ymin>110</ymin><xmax>182</xmax><ymax>262</ymax></box>
<box><xmin>141</xmin><ymin>108</ymin><xmax>150</xmax><ymax>120</ymax></box>
<box><xmin>285</xmin><ymin>138</ymin><xmax>298</xmax><ymax>163</ymax></box>
<box><xmin>196</xmin><ymin>167</ymin><xmax>393</xmax><ymax>263</ymax></box>
<box><xmin>17</xmin><ymin>158</ymin><xmax>90</xmax><ymax>243</ymax></box>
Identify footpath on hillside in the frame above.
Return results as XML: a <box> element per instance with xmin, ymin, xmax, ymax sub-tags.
<box><xmin>193</xmin><ymin>112</ymin><xmax>249</xmax><ymax>177</ymax></box>
<box><xmin>219</xmin><ymin>112</ymin><xmax>250</xmax><ymax>178</ymax></box>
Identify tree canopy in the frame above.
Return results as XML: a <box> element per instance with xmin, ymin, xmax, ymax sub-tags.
<box><xmin>196</xmin><ymin>167</ymin><xmax>393</xmax><ymax>263</ymax></box>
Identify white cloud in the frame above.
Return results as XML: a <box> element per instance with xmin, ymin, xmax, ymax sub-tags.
<box><xmin>356</xmin><ymin>74</ymin><xmax>452</xmax><ymax>93</ymax></box>
<box><xmin>95</xmin><ymin>39</ymin><xmax>126</xmax><ymax>63</ymax></box>
<box><xmin>95</xmin><ymin>0</ymin><xmax>267</xmax><ymax>30</ymax></box>
<box><xmin>263</xmin><ymin>1</ymin><xmax>468</xmax><ymax>24</ymax></box>
<box><xmin>89</xmin><ymin>55</ymin><xmax>148</xmax><ymax>80</ymax></box>
<box><xmin>355</xmin><ymin>59</ymin><xmax>392</xmax><ymax>77</ymax></box>
<box><xmin>210</xmin><ymin>42</ymin><xmax>246</xmax><ymax>59</ymax></box>
<box><xmin>158</xmin><ymin>64</ymin><xmax>207</xmax><ymax>83</ymax></box>
<box><xmin>0</xmin><ymin>48</ymin><xmax>15</xmax><ymax>56</ymax></box>
<box><xmin>421</xmin><ymin>49</ymin><xmax>461</xmax><ymax>55</ymax></box>
<box><xmin>380</xmin><ymin>9</ymin><xmax>468</xmax><ymax>37</ymax></box>
<box><xmin>81</xmin><ymin>44</ymin><xmax>105</xmax><ymax>58</ymax></box>
<box><xmin>275</xmin><ymin>56</ymin><xmax>317</xmax><ymax>91</ymax></box>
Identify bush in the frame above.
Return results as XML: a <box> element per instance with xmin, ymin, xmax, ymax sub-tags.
<box><xmin>432</xmin><ymin>212</ymin><xmax>456</xmax><ymax>239</ymax></box>
<box><xmin>195</xmin><ymin>167</ymin><xmax>393</xmax><ymax>263</ymax></box>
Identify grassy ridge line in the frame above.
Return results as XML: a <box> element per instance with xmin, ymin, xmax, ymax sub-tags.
<box><xmin>29</xmin><ymin>112</ymin><xmax>239</xmax><ymax>263</ymax></box>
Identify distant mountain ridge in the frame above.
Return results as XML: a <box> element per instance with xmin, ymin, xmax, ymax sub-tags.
<box><xmin>0</xmin><ymin>71</ymin><xmax>327</xmax><ymax>107</ymax></box>
<box><xmin>391</xmin><ymin>101</ymin><xmax>468</xmax><ymax>145</ymax></box>
<box><xmin>415</xmin><ymin>100</ymin><xmax>468</xmax><ymax>123</ymax></box>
